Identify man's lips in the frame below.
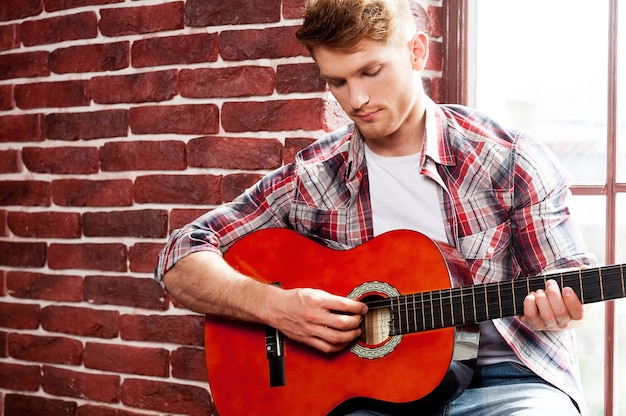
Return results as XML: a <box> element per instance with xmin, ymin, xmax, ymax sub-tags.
<box><xmin>354</xmin><ymin>109</ymin><xmax>380</xmax><ymax>122</ymax></box>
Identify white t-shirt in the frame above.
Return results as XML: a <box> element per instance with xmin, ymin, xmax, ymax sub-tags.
<box><xmin>364</xmin><ymin>145</ymin><xmax>447</xmax><ymax>242</ymax></box>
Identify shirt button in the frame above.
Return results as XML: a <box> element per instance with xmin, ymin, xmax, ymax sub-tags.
<box><xmin>487</xmin><ymin>246</ymin><xmax>495</xmax><ymax>254</ymax></box>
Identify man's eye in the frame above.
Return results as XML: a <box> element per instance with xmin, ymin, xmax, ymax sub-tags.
<box><xmin>365</xmin><ymin>68</ymin><xmax>382</xmax><ymax>77</ymax></box>
<box><xmin>327</xmin><ymin>79</ymin><xmax>346</xmax><ymax>87</ymax></box>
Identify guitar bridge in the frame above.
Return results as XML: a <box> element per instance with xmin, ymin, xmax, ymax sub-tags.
<box><xmin>265</xmin><ymin>325</ymin><xmax>285</xmax><ymax>387</ymax></box>
<box><xmin>265</xmin><ymin>281</ymin><xmax>285</xmax><ymax>387</ymax></box>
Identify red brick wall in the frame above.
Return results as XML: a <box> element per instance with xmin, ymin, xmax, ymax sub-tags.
<box><xmin>0</xmin><ymin>1</ymin><xmax>444</xmax><ymax>415</ymax></box>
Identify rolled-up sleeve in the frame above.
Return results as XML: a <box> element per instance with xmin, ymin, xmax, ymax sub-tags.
<box><xmin>154</xmin><ymin>164</ymin><xmax>297</xmax><ymax>286</ymax></box>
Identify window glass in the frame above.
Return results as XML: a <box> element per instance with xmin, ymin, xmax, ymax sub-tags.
<box><xmin>618</xmin><ymin>0</ymin><xmax>626</xmax><ymax>183</ymax></box>
<box><xmin>473</xmin><ymin>0</ymin><xmax>608</xmax><ymax>186</ymax></box>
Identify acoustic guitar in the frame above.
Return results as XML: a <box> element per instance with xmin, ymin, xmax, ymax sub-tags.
<box><xmin>204</xmin><ymin>228</ymin><xmax>624</xmax><ymax>415</ymax></box>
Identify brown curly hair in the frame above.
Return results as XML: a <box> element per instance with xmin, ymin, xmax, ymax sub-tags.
<box><xmin>295</xmin><ymin>0</ymin><xmax>415</xmax><ymax>53</ymax></box>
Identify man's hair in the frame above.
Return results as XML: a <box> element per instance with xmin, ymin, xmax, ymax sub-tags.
<box><xmin>295</xmin><ymin>0</ymin><xmax>415</xmax><ymax>53</ymax></box>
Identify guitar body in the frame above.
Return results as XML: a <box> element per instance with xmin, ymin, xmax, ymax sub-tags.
<box><xmin>205</xmin><ymin>229</ymin><xmax>478</xmax><ymax>415</ymax></box>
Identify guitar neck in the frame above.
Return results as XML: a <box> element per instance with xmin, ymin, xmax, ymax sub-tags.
<box><xmin>383</xmin><ymin>264</ymin><xmax>626</xmax><ymax>335</ymax></box>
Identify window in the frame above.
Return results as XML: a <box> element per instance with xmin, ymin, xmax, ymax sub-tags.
<box><xmin>449</xmin><ymin>1</ymin><xmax>626</xmax><ymax>414</ymax></box>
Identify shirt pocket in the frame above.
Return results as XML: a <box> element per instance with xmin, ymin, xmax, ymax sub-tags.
<box><xmin>457</xmin><ymin>220</ymin><xmax>511</xmax><ymax>260</ymax></box>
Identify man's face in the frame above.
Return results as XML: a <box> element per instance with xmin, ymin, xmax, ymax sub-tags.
<box><xmin>314</xmin><ymin>35</ymin><xmax>426</xmax><ymax>146</ymax></box>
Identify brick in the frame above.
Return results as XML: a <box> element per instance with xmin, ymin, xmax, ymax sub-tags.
<box><xmin>0</xmin><ymin>84</ymin><xmax>14</xmax><ymax>110</ymax></box>
<box><xmin>132</xmin><ymin>33</ymin><xmax>218</xmax><ymax>68</ymax></box>
<box><xmin>42</xmin><ymin>365</ymin><xmax>120</xmax><ymax>403</ymax></box>
<box><xmin>0</xmin><ymin>51</ymin><xmax>49</xmax><ymax>80</ymax></box>
<box><xmin>46</xmin><ymin>0</ymin><xmax>124</xmax><ymax>12</ymax></box>
<box><xmin>51</xmin><ymin>41</ymin><xmax>129</xmax><ymax>74</ymax></box>
<box><xmin>82</xmin><ymin>209</ymin><xmax>168</xmax><ymax>238</ymax></box>
<box><xmin>223</xmin><ymin>173</ymin><xmax>264</xmax><ymax>202</ymax></box>
<box><xmin>170</xmin><ymin>208</ymin><xmax>212</xmax><ymax>231</ymax></box>
<box><xmin>120</xmin><ymin>314</ymin><xmax>204</xmax><ymax>346</ymax></box>
<box><xmin>0</xmin><ymin>113</ymin><xmax>44</xmax><ymax>142</ymax></box>
<box><xmin>5</xmin><ymin>394</ymin><xmax>77</xmax><ymax>416</ymax></box>
<box><xmin>0</xmin><ymin>269</ymin><xmax>5</xmax><ymax>293</ymax></box>
<box><xmin>7</xmin><ymin>211</ymin><xmax>81</xmax><ymax>238</ymax></box>
<box><xmin>100</xmin><ymin>140</ymin><xmax>185</xmax><ymax>171</ymax></box>
<box><xmin>7</xmin><ymin>271</ymin><xmax>83</xmax><ymax>302</ymax></box>
<box><xmin>129</xmin><ymin>105</ymin><xmax>218</xmax><ymax>135</ymax></box>
<box><xmin>284</xmin><ymin>137</ymin><xmax>316</xmax><ymax>164</ymax></box>
<box><xmin>91</xmin><ymin>70</ymin><xmax>177</xmax><ymax>104</ymax></box>
<box><xmin>276</xmin><ymin>63</ymin><xmax>325</xmax><ymax>94</ymax></box>
<box><xmin>0</xmin><ymin>24</ymin><xmax>19</xmax><ymax>51</ymax></box>
<box><xmin>171</xmin><ymin>347</ymin><xmax>208</xmax><ymax>382</ymax></box>
<box><xmin>51</xmin><ymin>179</ymin><xmax>133</xmax><ymax>207</ymax></box>
<box><xmin>426</xmin><ymin>39</ymin><xmax>443</xmax><ymax>72</ymax></box>
<box><xmin>88</xmin><ymin>128</ymin><xmax>159</xmax><ymax>162</ymax></box>
<box><xmin>185</xmin><ymin>0</ymin><xmax>280</xmax><ymax>26</ymax></box>
<box><xmin>22</xmin><ymin>146</ymin><xmax>98</xmax><ymax>174</ymax></box>
<box><xmin>0</xmin><ymin>210</ymin><xmax>5</xmax><ymax>237</ymax></box>
<box><xmin>179</xmin><ymin>66</ymin><xmax>275</xmax><ymax>98</ymax></box>
<box><xmin>187</xmin><ymin>136</ymin><xmax>282</xmax><ymax>170</ymax></box>
<box><xmin>134</xmin><ymin>174</ymin><xmax>222</xmax><ymax>205</ymax></box>
<box><xmin>20</xmin><ymin>12</ymin><xmax>98</xmax><ymax>46</ymax></box>
<box><xmin>42</xmin><ymin>305</ymin><xmax>118</xmax><ymax>338</ymax></box>
<box><xmin>283</xmin><ymin>0</ymin><xmax>305</xmax><ymax>19</ymax></box>
<box><xmin>85</xmin><ymin>342</ymin><xmax>168</xmax><ymax>377</ymax></box>
<box><xmin>15</xmin><ymin>80</ymin><xmax>90</xmax><ymax>109</ymax></box>
<box><xmin>222</xmin><ymin>98</ymin><xmax>326</xmax><ymax>132</ymax></box>
<box><xmin>84</xmin><ymin>275</ymin><xmax>167</xmax><ymax>310</ymax></box>
<box><xmin>0</xmin><ymin>363</ymin><xmax>40</xmax><ymax>391</ymax></box>
<box><xmin>0</xmin><ymin>149</ymin><xmax>20</xmax><ymax>173</ymax></box>
<box><xmin>0</xmin><ymin>180</ymin><xmax>49</xmax><ymax>206</ymax></box>
<box><xmin>0</xmin><ymin>0</ymin><xmax>43</xmax><ymax>21</ymax></box>
<box><xmin>121</xmin><ymin>379</ymin><xmax>213</xmax><ymax>415</ymax></box>
<box><xmin>0</xmin><ymin>329</ymin><xmax>7</xmax><ymax>356</ymax></box>
<box><xmin>46</xmin><ymin>110</ymin><xmax>128</xmax><ymax>141</ymax></box>
<box><xmin>220</xmin><ymin>26</ymin><xmax>306</xmax><ymax>61</ymax></box>
<box><xmin>0</xmin><ymin>302</ymin><xmax>40</xmax><ymax>329</ymax></box>
<box><xmin>427</xmin><ymin>5</ymin><xmax>444</xmax><ymax>39</ymax></box>
<box><xmin>0</xmin><ymin>242</ymin><xmax>47</xmax><ymax>268</ymax></box>
<box><xmin>128</xmin><ymin>243</ymin><xmax>165</xmax><ymax>274</ymax></box>
<box><xmin>9</xmin><ymin>333</ymin><xmax>83</xmax><ymax>364</ymax></box>
<box><xmin>48</xmin><ymin>243</ymin><xmax>127</xmax><ymax>272</ymax></box>
<box><xmin>99</xmin><ymin>2</ymin><xmax>184</xmax><ymax>37</ymax></box>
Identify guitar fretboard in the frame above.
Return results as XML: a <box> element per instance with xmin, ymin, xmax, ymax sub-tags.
<box><xmin>365</xmin><ymin>264</ymin><xmax>626</xmax><ymax>336</ymax></box>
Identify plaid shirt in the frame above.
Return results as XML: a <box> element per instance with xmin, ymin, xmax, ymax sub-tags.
<box><xmin>156</xmin><ymin>98</ymin><xmax>594</xmax><ymax>412</ymax></box>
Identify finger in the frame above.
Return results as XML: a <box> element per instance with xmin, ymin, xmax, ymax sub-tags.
<box><xmin>522</xmin><ymin>291</ymin><xmax>542</xmax><ymax>329</ymax></box>
<box><xmin>314</xmin><ymin>325</ymin><xmax>361</xmax><ymax>351</ymax></box>
<box><xmin>562</xmin><ymin>286</ymin><xmax>584</xmax><ymax>320</ymax></box>
<box><xmin>327</xmin><ymin>295</ymin><xmax>368</xmax><ymax>315</ymax></box>
<box><xmin>534</xmin><ymin>288</ymin><xmax>559</xmax><ymax>329</ymax></box>
<box><xmin>326</xmin><ymin>311</ymin><xmax>363</xmax><ymax>332</ymax></box>
<box><xmin>544</xmin><ymin>279</ymin><xmax>569</xmax><ymax>328</ymax></box>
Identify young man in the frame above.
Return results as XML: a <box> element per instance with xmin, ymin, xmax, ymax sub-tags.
<box><xmin>155</xmin><ymin>0</ymin><xmax>595</xmax><ymax>414</ymax></box>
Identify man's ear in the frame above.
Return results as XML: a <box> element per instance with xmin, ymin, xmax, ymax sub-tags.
<box><xmin>409</xmin><ymin>31</ymin><xmax>429</xmax><ymax>71</ymax></box>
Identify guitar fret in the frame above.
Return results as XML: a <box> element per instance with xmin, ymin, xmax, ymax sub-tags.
<box><xmin>409</xmin><ymin>294</ymin><xmax>417</xmax><ymax>333</ymax></box>
<box><xmin>459</xmin><ymin>286</ymin><xmax>467</xmax><ymax>325</ymax></box>
<box><xmin>619</xmin><ymin>264</ymin><xmax>626</xmax><ymax>297</ymax></box>
<box><xmin>403</xmin><ymin>294</ymin><xmax>410</xmax><ymax>332</ymax></box>
<box><xmin>579</xmin><ymin>271</ymin><xmax>584</xmax><ymax>303</ymax></box>
<box><xmin>599</xmin><ymin>268</ymin><xmax>605</xmax><ymax>301</ymax></box>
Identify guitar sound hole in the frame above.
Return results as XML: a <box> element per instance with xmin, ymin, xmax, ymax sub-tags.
<box><xmin>359</xmin><ymin>294</ymin><xmax>391</xmax><ymax>346</ymax></box>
